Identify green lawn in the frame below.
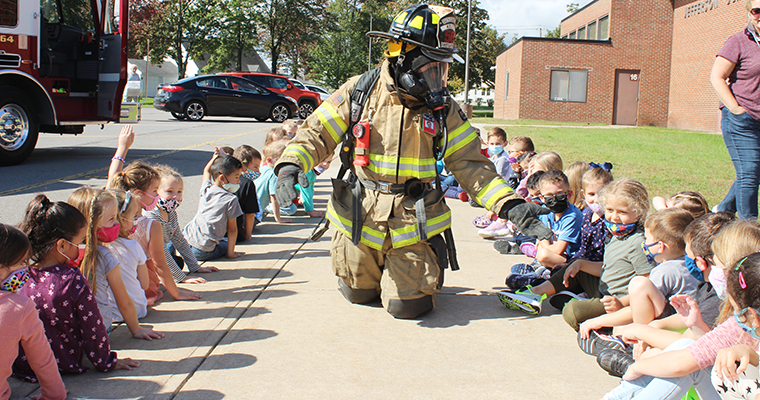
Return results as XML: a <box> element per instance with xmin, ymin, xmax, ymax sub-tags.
<box><xmin>141</xmin><ymin>97</ymin><xmax>154</xmax><ymax>106</ymax></box>
<box><xmin>472</xmin><ymin>118</ymin><xmax>733</xmax><ymax>208</ymax></box>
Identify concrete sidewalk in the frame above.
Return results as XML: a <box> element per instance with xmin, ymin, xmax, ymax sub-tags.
<box><xmin>10</xmin><ymin>175</ymin><xmax>620</xmax><ymax>400</ymax></box>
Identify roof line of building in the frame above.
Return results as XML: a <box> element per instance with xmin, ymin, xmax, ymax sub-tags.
<box><xmin>496</xmin><ymin>36</ymin><xmax>613</xmax><ymax>57</ymax></box>
<box><xmin>560</xmin><ymin>0</ymin><xmax>600</xmax><ymax>23</ymax></box>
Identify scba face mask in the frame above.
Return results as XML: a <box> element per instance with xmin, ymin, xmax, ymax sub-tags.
<box><xmin>396</xmin><ymin>56</ymin><xmax>451</xmax><ymax>113</ymax></box>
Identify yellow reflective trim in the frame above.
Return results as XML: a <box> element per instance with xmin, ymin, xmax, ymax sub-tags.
<box><xmin>391</xmin><ymin>225</ymin><xmax>416</xmax><ymax>236</ymax></box>
<box><xmin>283</xmin><ymin>146</ymin><xmax>314</xmax><ymax>171</ymax></box>
<box><xmin>484</xmin><ymin>187</ymin><xmax>512</xmax><ymax>209</ymax></box>
<box><xmin>446</xmin><ymin>131</ymin><xmax>477</xmax><ymax>157</ymax></box>
<box><xmin>327</xmin><ymin>203</ymin><xmax>386</xmax><ymax>250</ymax></box>
<box><xmin>315</xmin><ymin>109</ymin><xmax>341</xmax><ymax>144</ymax></box>
<box><xmin>394</xmin><ymin>236</ymin><xmax>418</xmax><ymax>248</ymax></box>
<box><xmin>432</xmin><ymin>14</ymin><xmax>439</xmax><ymax>24</ymax></box>
<box><xmin>395</xmin><ymin>12</ymin><xmax>408</xmax><ymax>23</ymax></box>
<box><xmin>369</xmin><ymin>154</ymin><xmax>436</xmax><ymax>166</ymax></box>
<box><xmin>409</xmin><ymin>15</ymin><xmax>424</xmax><ymax>29</ymax></box>
<box><xmin>476</xmin><ymin>180</ymin><xmax>513</xmax><ymax>210</ymax></box>
<box><xmin>327</xmin><ymin>205</ymin><xmax>352</xmax><ymax>236</ymax></box>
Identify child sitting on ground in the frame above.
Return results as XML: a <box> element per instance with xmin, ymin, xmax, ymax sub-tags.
<box><xmin>282</xmin><ymin>119</ymin><xmax>298</xmax><ymax>137</ymax></box>
<box><xmin>577</xmin><ymin>208</ymin><xmax>697</xmax><ymax>344</ymax></box>
<box><xmin>0</xmin><ymin>223</ymin><xmax>67</xmax><ymax>400</ymax></box>
<box><xmin>108</xmin><ymin>189</ymin><xmax>150</xmax><ymax>320</ymax></box>
<box><xmin>652</xmin><ymin>190</ymin><xmax>710</xmax><ymax>219</ymax></box>
<box><xmin>14</xmin><ymin>195</ymin><xmax>139</xmax><ymax>381</ymax></box>
<box><xmin>183</xmin><ymin>151</ymin><xmax>245</xmax><ymax>261</ymax></box>
<box><xmin>254</xmin><ymin>140</ymin><xmax>293</xmax><ymax>224</ymax></box>
<box><xmin>232</xmin><ymin>145</ymin><xmax>262</xmax><ymax>241</ymax></box>
<box><xmin>498</xmin><ymin>178</ymin><xmax>652</xmax><ymax>319</ymax></box>
<box><xmin>265</xmin><ymin>127</ymin><xmax>287</xmax><ymax>145</ymax></box>
<box><xmin>595</xmin><ymin>212</ymin><xmax>734</xmax><ymax>378</ymax></box>
<box><xmin>69</xmin><ymin>187</ymin><xmax>164</xmax><ymax>339</ymax></box>
<box><xmin>486</xmin><ymin>127</ymin><xmax>512</xmax><ymax>181</ymax></box>
<box><xmin>566</xmin><ymin>161</ymin><xmax>591</xmax><ymax>212</ymax></box>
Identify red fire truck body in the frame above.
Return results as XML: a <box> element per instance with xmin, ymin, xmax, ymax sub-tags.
<box><xmin>0</xmin><ymin>0</ymin><xmax>129</xmax><ymax>165</ymax></box>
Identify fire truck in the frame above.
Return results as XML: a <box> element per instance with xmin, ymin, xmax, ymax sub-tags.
<box><xmin>0</xmin><ymin>0</ymin><xmax>132</xmax><ymax>166</ymax></box>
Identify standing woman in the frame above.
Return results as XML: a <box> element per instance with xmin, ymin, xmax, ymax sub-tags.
<box><xmin>711</xmin><ymin>0</ymin><xmax>760</xmax><ymax>220</ymax></box>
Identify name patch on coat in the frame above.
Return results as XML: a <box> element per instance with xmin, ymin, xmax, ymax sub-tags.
<box><xmin>423</xmin><ymin>114</ymin><xmax>436</xmax><ymax>135</ymax></box>
<box><xmin>458</xmin><ymin>108</ymin><xmax>468</xmax><ymax>121</ymax></box>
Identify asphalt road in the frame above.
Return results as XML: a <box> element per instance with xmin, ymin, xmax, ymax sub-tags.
<box><xmin>0</xmin><ymin>108</ymin><xmax>281</xmax><ymax>226</ymax></box>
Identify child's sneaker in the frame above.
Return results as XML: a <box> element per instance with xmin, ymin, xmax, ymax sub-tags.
<box><xmin>510</xmin><ymin>263</ymin><xmax>535</xmax><ymax>275</ymax></box>
<box><xmin>519</xmin><ymin>242</ymin><xmax>537</xmax><ymax>258</ymax></box>
<box><xmin>505</xmin><ymin>273</ymin><xmax>545</xmax><ymax>290</ymax></box>
<box><xmin>478</xmin><ymin>219</ymin><xmax>511</xmax><ymax>239</ymax></box>
<box><xmin>548</xmin><ymin>290</ymin><xmax>586</xmax><ymax>310</ymax></box>
<box><xmin>577</xmin><ymin>330</ymin><xmax>626</xmax><ymax>356</ymax></box>
<box><xmin>472</xmin><ymin>214</ymin><xmax>493</xmax><ymax>229</ymax></box>
<box><xmin>458</xmin><ymin>191</ymin><xmax>469</xmax><ymax>202</ymax></box>
<box><xmin>496</xmin><ymin>286</ymin><xmax>546</xmax><ymax>315</ymax></box>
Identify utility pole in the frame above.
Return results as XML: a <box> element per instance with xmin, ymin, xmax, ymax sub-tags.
<box><xmin>144</xmin><ymin>39</ymin><xmax>150</xmax><ymax>102</ymax></box>
<box><xmin>368</xmin><ymin>12</ymin><xmax>373</xmax><ymax>71</ymax></box>
<box><xmin>464</xmin><ymin>0</ymin><xmax>471</xmax><ymax>105</ymax></box>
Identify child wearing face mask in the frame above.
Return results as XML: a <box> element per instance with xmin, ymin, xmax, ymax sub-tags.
<box><xmin>107</xmin><ymin>189</ymin><xmax>150</xmax><ymax>320</ymax></box>
<box><xmin>486</xmin><ymin>127</ymin><xmax>512</xmax><ymax>180</ymax></box>
<box><xmin>231</xmin><ymin>145</ymin><xmax>262</xmax><ymax>241</ymax></box>
<box><xmin>0</xmin><ymin>223</ymin><xmax>67</xmax><ymax>400</ymax></box>
<box><xmin>69</xmin><ymin>187</ymin><xmax>164</xmax><ymax>340</ymax></box>
<box><xmin>14</xmin><ymin>195</ymin><xmax>139</xmax><ymax>382</ymax></box>
<box><xmin>578</xmin><ymin>208</ymin><xmax>696</xmax><ymax>346</ymax></box>
<box><xmin>601</xmin><ymin>224</ymin><xmax>760</xmax><ymax>400</ymax></box>
<box><xmin>498</xmin><ymin>178</ymin><xmax>652</xmax><ymax>320</ymax></box>
<box><xmin>255</xmin><ymin>140</ymin><xmax>293</xmax><ymax>224</ymax></box>
<box><xmin>182</xmin><ymin>151</ymin><xmax>245</xmax><ymax>261</ymax></box>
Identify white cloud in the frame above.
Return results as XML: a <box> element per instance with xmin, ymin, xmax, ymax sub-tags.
<box><xmin>480</xmin><ymin>0</ymin><xmax>583</xmax><ymax>38</ymax></box>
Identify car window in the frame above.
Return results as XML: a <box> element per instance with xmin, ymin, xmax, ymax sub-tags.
<box><xmin>196</xmin><ymin>77</ymin><xmax>227</xmax><ymax>89</ymax></box>
<box><xmin>244</xmin><ymin>75</ymin><xmax>267</xmax><ymax>86</ymax></box>
<box><xmin>230</xmin><ymin>79</ymin><xmax>260</xmax><ymax>94</ymax></box>
<box><xmin>292</xmin><ymin>80</ymin><xmax>305</xmax><ymax>89</ymax></box>
<box><xmin>270</xmin><ymin>77</ymin><xmax>290</xmax><ymax>89</ymax></box>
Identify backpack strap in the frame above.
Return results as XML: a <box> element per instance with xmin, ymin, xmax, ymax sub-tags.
<box><xmin>337</xmin><ymin>66</ymin><xmax>383</xmax><ymax>179</ymax></box>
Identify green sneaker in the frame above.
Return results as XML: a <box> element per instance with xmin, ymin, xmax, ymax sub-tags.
<box><xmin>497</xmin><ymin>286</ymin><xmax>546</xmax><ymax>315</ymax></box>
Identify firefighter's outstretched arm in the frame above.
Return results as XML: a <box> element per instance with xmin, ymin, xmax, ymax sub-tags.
<box><xmin>498</xmin><ymin>200</ymin><xmax>553</xmax><ymax>241</ymax></box>
<box><xmin>275</xmin><ymin>163</ymin><xmax>310</xmax><ymax>206</ymax></box>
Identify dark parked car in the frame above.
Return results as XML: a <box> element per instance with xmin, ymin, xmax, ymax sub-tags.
<box><xmin>153</xmin><ymin>75</ymin><xmax>298</xmax><ymax>122</ymax></box>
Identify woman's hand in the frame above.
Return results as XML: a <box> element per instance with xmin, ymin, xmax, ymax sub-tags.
<box><xmin>132</xmin><ymin>327</ymin><xmax>165</xmax><ymax>341</ymax></box>
<box><xmin>714</xmin><ymin>345</ymin><xmax>758</xmax><ymax>381</ymax></box>
<box><xmin>115</xmin><ymin>357</ymin><xmax>141</xmax><ymax>370</ymax></box>
<box><xmin>174</xmin><ymin>289</ymin><xmax>203</xmax><ymax>301</ymax></box>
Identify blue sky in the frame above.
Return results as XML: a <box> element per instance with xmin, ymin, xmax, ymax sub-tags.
<box><xmin>480</xmin><ymin>0</ymin><xmax>581</xmax><ymax>38</ymax></box>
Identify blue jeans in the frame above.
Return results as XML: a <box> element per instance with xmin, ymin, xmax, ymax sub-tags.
<box><xmin>190</xmin><ymin>238</ymin><xmax>228</xmax><ymax>261</ymax></box>
<box><xmin>718</xmin><ymin>107</ymin><xmax>760</xmax><ymax>220</ymax></box>
<box><xmin>603</xmin><ymin>339</ymin><xmax>720</xmax><ymax>400</ymax></box>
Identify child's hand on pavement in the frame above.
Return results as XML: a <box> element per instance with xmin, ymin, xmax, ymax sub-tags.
<box><xmin>196</xmin><ymin>266</ymin><xmax>219</xmax><ymax>273</ymax></box>
<box><xmin>133</xmin><ymin>327</ymin><xmax>164</xmax><ymax>341</ymax></box>
<box><xmin>174</xmin><ymin>289</ymin><xmax>203</xmax><ymax>300</ymax></box>
<box><xmin>307</xmin><ymin>210</ymin><xmax>324</xmax><ymax>218</ymax></box>
<box><xmin>182</xmin><ymin>276</ymin><xmax>207</xmax><ymax>284</ymax></box>
<box><xmin>226</xmin><ymin>252</ymin><xmax>243</xmax><ymax>259</ymax></box>
<box><xmin>115</xmin><ymin>357</ymin><xmax>140</xmax><ymax>370</ymax></box>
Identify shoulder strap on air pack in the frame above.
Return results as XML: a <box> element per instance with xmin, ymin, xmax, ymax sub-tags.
<box><xmin>338</xmin><ymin>66</ymin><xmax>383</xmax><ymax>179</ymax></box>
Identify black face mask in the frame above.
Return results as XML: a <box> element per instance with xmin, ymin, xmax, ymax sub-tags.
<box><xmin>543</xmin><ymin>193</ymin><xmax>569</xmax><ymax>214</ymax></box>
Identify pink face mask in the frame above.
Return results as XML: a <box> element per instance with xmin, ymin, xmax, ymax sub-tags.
<box><xmin>97</xmin><ymin>223</ymin><xmax>121</xmax><ymax>243</ymax></box>
<box><xmin>138</xmin><ymin>191</ymin><xmax>159</xmax><ymax>211</ymax></box>
<box><xmin>60</xmin><ymin>240</ymin><xmax>85</xmax><ymax>268</ymax></box>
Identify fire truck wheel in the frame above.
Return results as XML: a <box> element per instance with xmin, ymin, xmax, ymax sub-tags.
<box><xmin>270</xmin><ymin>103</ymin><xmax>291</xmax><ymax>123</ymax></box>
<box><xmin>171</xmin><ymin>112</ymin><xmax>186</xmax><ymax>120</ymax></box>
<box><xmin>184</xmin><ymin>101</ymin><xmax>206</xmax><ymax>121</ymax></box>
<box><xmin>0</xmin><ymin>86</ymin><xmax>39</xmax><ymax>166</ymax></box>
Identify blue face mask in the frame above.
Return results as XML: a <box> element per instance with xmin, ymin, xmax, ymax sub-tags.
<box><xmin>684</xmin><ymin>255</ymin><xmax>705</xmax><ymax>283</ymax></box>
<box><xmin>604</xmin><ymin>220</ymin><xmax>637</xmax><ymax>238</ymax></box>
<box><xmin>641</xmin><ymin>241</ymin><xmax>660</xmax><ymax>264</ymax></box>
<box><xmin>487</xmin><ymin>145</ymin><xmax>504</xmax><ymax>157</ymax></box>
<box><xmin>735</xmin><ymin>307</ymin><xmax>760</xmax><ymax>341</ymax></box>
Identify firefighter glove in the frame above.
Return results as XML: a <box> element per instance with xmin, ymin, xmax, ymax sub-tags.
<box><xmin>275</xmin><ymin>164</ymin><xmax>309</xmax><ymax>206</ymax></box>
<box><xmin>499</xmin><ymin>200</ymin><xmax>553</xmax><ymax>241</ymax></box>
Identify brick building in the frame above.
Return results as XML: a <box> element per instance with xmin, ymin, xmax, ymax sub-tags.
<box><xmin>493</xmin><ymin>0</ymin><xmax>748</xmax><ymax>132</ymax></box>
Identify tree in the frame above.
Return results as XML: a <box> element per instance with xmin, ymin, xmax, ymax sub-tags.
<box><xmin>545</xmin><ymin>25</ymin><xmax>562</xmax><ymax>38</ymax></box>
<box><xmin>257</xmin><ymin>0</ymin><xmax>326</xmax><ymax>74</ymax></box>
<box><xmin>127</xmin><ymin>0</ymin><xmax>167</xmax><ymax>60</ymax></box>
<box><xmin>200</xmin><ymin>0</ymin><xmax>259</xmax><ymax>73</ymax></box>
<box><xmin>567</xmin><ymin>3</ymin><xmax>580</xmax><ymax>13</ymax></box>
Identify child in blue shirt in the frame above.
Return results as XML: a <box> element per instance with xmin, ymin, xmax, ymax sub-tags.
<box><xmin>534</xmin><ymin>170</ymin><xmax>584</xmax><ymax>266</ymax></box>
<box><xmin>486</xmin><ymin>127</ymin><xmax>513</xmax><ymax>181</ymax></box>
<box><xmin>254</xmin><ymin>140</ymin><xmax>292</xmax><ymax>224</ymax></box>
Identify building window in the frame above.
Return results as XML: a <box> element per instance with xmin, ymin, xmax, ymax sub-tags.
<box><xmin>598</xmin><ymin>15</ymin><xmax>609</xmax><ymax>40</ymax></box>
<box><xmin>561</xmin><ymin>35</ymin><xmax>568</xmax><ymax>39</ymax></box>
<box><xmin>578</xmin><ymin>26</ymin><xmax>586</xmax><ymax>40</ymax></box>
<box><xmin>587</xmin><ymin>21</ymin><xmax>597</xmax><ymax>40</ymax></box>
<box><xmin>569</xmin><ymin>31</ymin><xmax>576</xmax><ymax>39</ymax></box>
<box><xmin>550</xmin><ymin>70</ymin><xmax>588</xmax><ymax>102</ymax></box>
<box><xmin>0</xmin><ymin>0</ymin><xmax>18</xmax><ymax>27</ymax></box>
<box><xmin>504</xmin><ymin>71</ymin><xmax>509</xmax><ymax>99</ymax></box>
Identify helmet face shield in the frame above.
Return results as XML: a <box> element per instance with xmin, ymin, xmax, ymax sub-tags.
<box><xmin>417</xmin><ymin>61</ymin><xmax>449</xmax><ymax>95</ymax></box>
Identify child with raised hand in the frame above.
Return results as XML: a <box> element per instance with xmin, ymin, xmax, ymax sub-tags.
<box><xmin>498</xmin><ymin>178</ymin><xmax>652</xmax><ymax>319</ymax></box>
<box><xmin>14</xmin><ymin>195</ymin><xmax>139</xmax><ymax>381</ymax></box>
<box><xmin>255</xmin><ymin>140</ymin><xmax>293</xmax><ymax>224</ymax></box>
<box><xmin>68</xmin><ymin>187</ymin><xmax>164</xmax><ymax>340</ymax></box>
<box><xmin>107</xmin><ymin>189</ymin><xmax>149</xmax><ymax>320</ymax></box>
<box><xmin>183</xmin><ymin>151</ymin><xmax>245</xmax><ymax>260</ymax></box>
<box><xmin>0</xmin><ymin>224</ymin><xmax>67</xmax><ymax>400</ymax></box>
<box><xmin>602</xmin><ymin>223</ymin><xmax>760</xmax><ymax>400</ymax></box>
<box><xmin>652</xmin><ymin>190</ymin><xmax>710</xmax><ymax>219</ymax></box>
<box><xmin>577</xmin><ymin>208</ymin><xmax>696</xmax><ymax>343</ymax></box>
<box><xmin>565</xmin><ymin>161</ymin><xmax>591</xmax><ymax>212</ymax></box>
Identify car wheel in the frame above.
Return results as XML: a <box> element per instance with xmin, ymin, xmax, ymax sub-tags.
<box><xmin>0</xmin><ymin>85</ymin><xmax>39</xmax><ymax>166</ymax></box>
<box><xmin>254</xmin><ymin>116</ymin><xmax>268</xmax><ymax>122</ymax></box>
<box><xmin>184</xmin><ymin>101</ymin><xmax>206</xmax><ymax>121</ymax></box>
<box><xmin>298</xmin><ymin>101</ymin><xmax>316</xmax><ymax>119</ymax></box>
<box><xmin>270</xmin><ymin>103</ymin><xmax>291</xmax><ymax>123</ymax></box>
<box><xmin>171</xmin><ymin>112</ymin><xmax>186</xmax><ymax>120</ymax></box>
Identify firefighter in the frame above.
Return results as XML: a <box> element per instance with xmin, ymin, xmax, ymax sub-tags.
<box><xmin>275</xmin><ymin>4</ymin><xmax>552</xmax><ymax>319</ymax></box>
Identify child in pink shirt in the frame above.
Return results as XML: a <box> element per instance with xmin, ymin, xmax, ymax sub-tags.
<box><xmin>0</xmin><ymin>223</ymin><xmax>66</xmax><ymax>400</ymax></box>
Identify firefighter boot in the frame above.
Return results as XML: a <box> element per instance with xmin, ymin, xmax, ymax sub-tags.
<box><xmin>337</xmin><ymin>278</ymin><xmax>380</xmax><ymax>304</ymax></box>
<box><xmin>386</xmin><ymin>296</ymin><xmax>435</xmax><ymax>319</ymax></box>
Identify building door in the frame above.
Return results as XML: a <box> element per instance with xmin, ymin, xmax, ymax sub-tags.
<box><xmin>613</xmin><ymin>70</ymin><xmax>640</xmax><ymax>125</ymax></box>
